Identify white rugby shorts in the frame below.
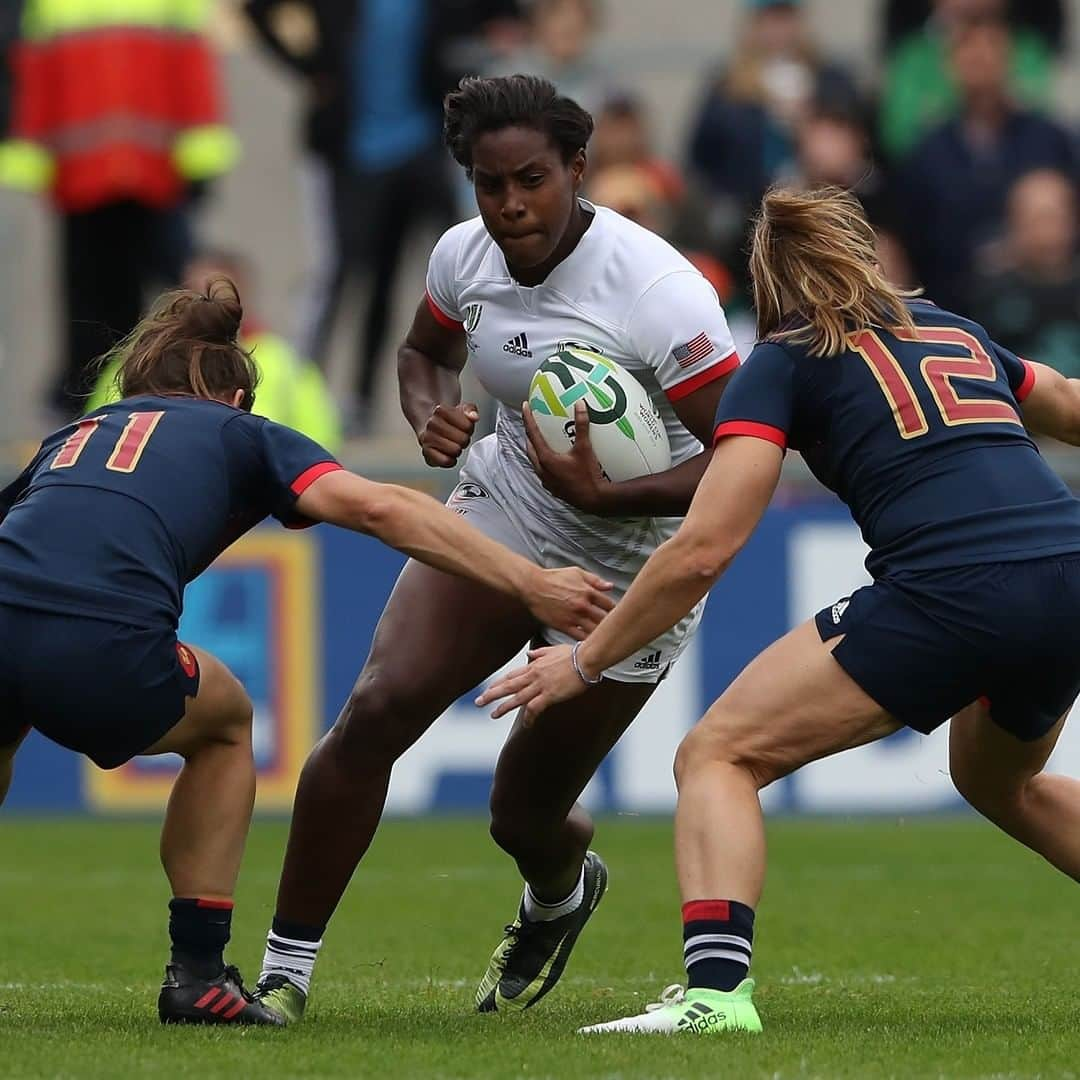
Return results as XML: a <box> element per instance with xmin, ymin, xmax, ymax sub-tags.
<box><xmin>448</xmin><ymin>435</ymin><xmax>705</xmax><ymax>683</ymax></box>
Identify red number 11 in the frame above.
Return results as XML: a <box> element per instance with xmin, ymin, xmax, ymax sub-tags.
<box><xmin>51</xmin><ymin>412</ymin><xmax>165</xmax><ymax>473</ymax></box>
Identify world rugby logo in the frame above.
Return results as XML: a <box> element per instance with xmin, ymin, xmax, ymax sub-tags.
<box><xmin>463</xmin><ymin>304</ymin><xmax>482</xmax><ymax>334</ymax></box>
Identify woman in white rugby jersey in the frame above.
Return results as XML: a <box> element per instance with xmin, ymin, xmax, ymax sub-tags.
<box><xmin>255</xmin><ymin>74</ymin><xmax>739</xmax><ymax>1024</ymax></box>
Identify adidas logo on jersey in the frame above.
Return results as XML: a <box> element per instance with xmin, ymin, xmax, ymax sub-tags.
<box><xmin>503</xmin><ymin>332</ymin><xmax>533</xmax><ymax>357</ymax></box>
<box><xmin>634</xmin><ymin>650</ymin><xmax>663</xmax><ymax>671</ymax></box>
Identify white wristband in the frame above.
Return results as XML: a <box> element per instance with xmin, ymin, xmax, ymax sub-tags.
<box><xmin>571</xmin><ymin>641</ymin><xmax>602</xmax><ymax>686</ymax></box>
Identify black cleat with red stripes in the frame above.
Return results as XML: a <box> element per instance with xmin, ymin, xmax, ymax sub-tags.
<box><xmin>158</xmin><ymin>962</ymin><xmax>285</xmax><ymax>1025</ymax></box>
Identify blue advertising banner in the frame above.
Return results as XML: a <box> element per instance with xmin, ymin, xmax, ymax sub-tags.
<box><xmin>8</xmin><ymin>501</ymin><xmax>1080</xmax><ymax>814</ymax></box>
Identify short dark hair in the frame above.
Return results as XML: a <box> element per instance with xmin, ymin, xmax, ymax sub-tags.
<box><xmin>443</xmin><ymin>74</ymin><xmax>594</xmax><ymax>176</ymax></box>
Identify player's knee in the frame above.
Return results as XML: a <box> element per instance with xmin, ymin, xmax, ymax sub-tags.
<box><xmin>211</xmin><ymin>685</ymin><xmax>253</xmax><ymax>749</ymax></box>
<box><xmin>488</xmin><ymin>792</ymin><xmax>531</xmax><ymax>856</ymax></box>
<box><xmin>950</xmin><ymin>755</ymin><xmax>1026</xmax><ymax>821</ymax></box>
<box><xmin>331</xmin><ymin>668</ymin><xmax>417</xmax><ymax>765</ymax></box>
<box><xmin>674</xmin><ymin>721</ymin><xmax>783</xmax><ymax>792</ymax></box>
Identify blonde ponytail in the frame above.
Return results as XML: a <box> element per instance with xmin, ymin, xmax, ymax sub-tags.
<box><xmin>750</xmin><ymin>186</ymin><xmax>918</xmax><ymax>357</ymax></box>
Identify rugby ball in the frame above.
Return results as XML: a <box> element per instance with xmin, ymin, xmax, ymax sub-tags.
<box><xmin>527</xmin><ymin>347</ymin><xmax>671</xmax><ymax>482</ymax></box>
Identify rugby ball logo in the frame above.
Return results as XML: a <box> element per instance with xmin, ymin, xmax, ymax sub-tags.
<box><xmin>527</xmin><ymin>347</ymin><xmax>671</xmax><ymax>482</ymax></box>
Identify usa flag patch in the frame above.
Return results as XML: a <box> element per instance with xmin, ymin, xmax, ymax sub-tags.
<box><xmin>672</xmin><ymin>332</ymin><xmax>714</xmax><ymax>368</ymax></box>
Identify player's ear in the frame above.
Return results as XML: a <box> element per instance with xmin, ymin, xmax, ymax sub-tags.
<box><xmin>569</xmin><ymin>149</ymin><xmax>587</xmax><ymax>190</ymax></box>
<box><xmin>229</xmin><ymin>388</ymin><xmax>246</xmax><ymax>409</ymax></box>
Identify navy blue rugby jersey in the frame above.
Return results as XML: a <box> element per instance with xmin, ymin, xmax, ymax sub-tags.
<box><xmin>713</xmin><ymin>300</ymin><xmax>1080</xmax><ymax>577</ymax></box>
<box><xmin>0</xmin><ymin>396</ymin><xmax>341</xmax><ymax>627</ymax></box>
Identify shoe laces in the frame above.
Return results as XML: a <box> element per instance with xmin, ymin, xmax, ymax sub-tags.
<box><xmin>499</xmin><ymin>916</ymin><xmax>546</xmax><ymax>967</ymax></box>
<box><xmin>645</xmin><ymin>984</ymin><xmax>686</xmax><ymax>1012</ymax></box>
<box><xmin>256</xmin><ymin>973</ymin><xmax>294</xmax><ymax>994</ymax></box>
<box><xmin>223</xmin><ymin>964</ymin><xmax>256</xmax><ymax>1003</ymax></box>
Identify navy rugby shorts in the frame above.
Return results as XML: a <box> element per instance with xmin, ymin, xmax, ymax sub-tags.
<box><xmin>816</xmin><ymin>556</ymin><xmax>1080</xmax><ymax>741</ymax></box>
<box><xmin>0</xmin><ymin>605</ymin><xmax>200</xmax><ymax>768</ymax></box>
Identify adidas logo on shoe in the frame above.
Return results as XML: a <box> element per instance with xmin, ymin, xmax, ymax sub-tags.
<box><xmin>503</xmin><ymin>333</ymin><xmax>533</xmax><ymax>357</ymax></box>
<box><xmin>676</xmin><ymin>1002</ymin><xmax>728</xmax><ymax>1032</ymax></box>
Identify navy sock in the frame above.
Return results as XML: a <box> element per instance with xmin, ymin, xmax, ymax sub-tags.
<box><xmin>682</xmin><ymin>899</ymin><xmax>754</xmax><ymax>992</ymax></box>
<box><xmin>271</xmin><ymin>915</ymin><xmax>325</xmax><ymax>943</ymax></box>
<box><xmin>169</xmin><ymin>897</ymin><xmax>233</xmax><ymax>979</ymax></box>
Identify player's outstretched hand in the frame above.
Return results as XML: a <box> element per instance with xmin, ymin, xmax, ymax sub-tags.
<box><xmin>524</xmin><ymin>567</ymin><xmax>614</xmax><ymax>641</ymax></box>
<box><xmin>524</xmin><ymin>401</ymin><xmax>610</xmax><ymax>514</ymax></box>
<box><xmin>476</xmin><ymin>644</ymin><xmax>584</xmax><ymax>724</ymax></box>
<box><xmin>420</xmin><ymin>402</ymin><xmax>479</xmax><ymax>467</ymax></box>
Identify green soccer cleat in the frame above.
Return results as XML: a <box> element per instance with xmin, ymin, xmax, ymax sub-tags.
<box><xmin>476</xmin><ymin>850</ymin><xmax>608</xmax><ymax>1013</ymax></box>
<box><xmin>253</xmin><ymin>973</ymin><xmax>308</xmax><ymax>1026</ymax></box>
<box><xmin>578</xmin><ymin>980</ymin><xmax>763</xmax><ymax>1034</ymax></box>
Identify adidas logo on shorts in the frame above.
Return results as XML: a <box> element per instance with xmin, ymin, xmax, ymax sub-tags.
<box><xmin>831</xmin><ymin>598</ymin><xmax>851</xmax><ymax>624</ymax></box>
<box><xmin>503</xmin><ymin>332</ymin><xmax>533</xmax><ymax>357</ymax></box>
<box><xmin>634</xmin><ymin>650</ymin><xmax>662</xmax><ymax>671</ymax></box>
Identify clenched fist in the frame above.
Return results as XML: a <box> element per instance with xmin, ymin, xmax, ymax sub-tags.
<box><xmin>419</xmin><ymin>403</ymin><xmax>480</xmax><ymax>468</ymax></box>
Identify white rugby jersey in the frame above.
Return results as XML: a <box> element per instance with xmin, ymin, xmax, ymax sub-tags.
<box><xmin>425</xmin><ymin>201</ymin><xmax>738</xmax><ymax>563</ymax></box>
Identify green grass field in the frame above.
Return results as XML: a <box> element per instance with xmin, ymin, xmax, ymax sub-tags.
<box><xmin>2</xmin><ymin>816</ymin><xmax>1079</xmax><ymax>1079</ymax></box>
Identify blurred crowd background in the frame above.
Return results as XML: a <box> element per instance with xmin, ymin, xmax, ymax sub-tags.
<box><xmin>3</xmin><ymin>0</ymin><xmax>1080</xmax><ymax>482</ymax></box>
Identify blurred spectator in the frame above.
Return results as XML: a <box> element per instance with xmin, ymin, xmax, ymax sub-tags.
<box><xmin>688</xmin><ymin>0</ymin><xmax>860</xmax><ymax>215</ymax></box>
<box><xmin>875</xmin><ymin>227</ymin><xmax>918</xmax><ymax>291</ymax></box>
<box><xmin>898</xmin><ymin>16</ymin><xmax>1075</xmax><ymax>314</ymax></box>
<box><xmin>248</xmin><ymin>0</ymin><xmax>520</xmax><ymax>435</ymax></box>
<box><xmin>244</xmin><ymin>0</ymin><xmax>353</xmax><ymax>369</ymax></box>
<box><xmin>589</xmin><ymin>92</ymin><xmax>685</xmax><ymax>206</ymax></box>
<box><xmin>87</xmin><ymin>251</ymin><xmax>342</xmax><ymax>450</ymax></box>
<box><xmin>499</xmin><ymin>0</ymin><xmax>607</xmax><ymax>113</ymax></box>
<box><xmin>0</xmin><ymin>1</ymin><xmax>22</xmax><ymax>405</ymax></box>
<box><xmin>879</xmin><ymin>0</ymin><xmax>1055</xmax><ymax>161</ymax></box>
<box><xmin>784</xmin><ymin>103</ymin><xmax>913</xmax><ymax>290</ymax></box>
<box><xmin>587</xmin><ymin>164</ymin><xmax>735</xmax><ymax>304</ymax></box>
<box><xmin>971</xmin><ymin>170</ymin><xmax>1080</xmax><ymax>376</ymax></box>
<box><xmin>0</xmin><ymin>0</ymin><xmax>237</xmax><ymax>420</ymax></box>
<box><xmin>882</xmin><ymin>0</ymin><xmax>1065</xmax><ymax>54</ymax></box>
<box><xmin>788</xmin><ymin>105</ymin><xmax>893</xmax><ymax>223</ymax></box>
<box><xmin>0</xmin><ymin>1</ymin><xmax>19</xmax><ymax>139</ymax></box>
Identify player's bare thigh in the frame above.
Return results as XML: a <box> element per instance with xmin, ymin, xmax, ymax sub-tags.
<box><xmin>675</xmin><ymin>619</ymin><xmax>902</xmax><ymax>789</ymax></box>
<box><xmin>949</xmin><ymin>700</ymin><xmax>1067</xmax><ymax>806</ymax></box>
<box><xmin>337</xmin><ymin>557</ymin><xmax>540</xmax><ymax>754</ymax></box>
<box><xmin>143</xmin><ymin>645</ymin><xmax>252</xmax><ymax>757</ymax></box>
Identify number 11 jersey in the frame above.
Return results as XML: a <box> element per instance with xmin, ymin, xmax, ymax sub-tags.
<box><xmin>0</xmin><ymin>397</ymin><xmax>340</xmax><ymax>627</ymax></box>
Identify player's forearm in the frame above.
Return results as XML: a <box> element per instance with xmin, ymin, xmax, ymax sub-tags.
<box><xmin>577</xmin><ymin>530</ymin><xmax>726</xmax><ymax>677</ymax></box>
<box><xmin>398</xmin><ymin>345</ymin><xmax>462</xmax><ymax>436</ymax></box>
<box><xmin>367</xmin><ymin>484</ymin><xmax>537</xmax><ymax>600</ymax></box>
<box><xmin>591</xmin><ymin>450</ymin><xmax>711</xmax><ymax>518</ymax></box>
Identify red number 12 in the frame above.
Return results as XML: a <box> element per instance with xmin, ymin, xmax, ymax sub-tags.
<box><xmin>851</xmin><ymin>326</ymin><xmax>1022</xmax><ymax>440</ymax></box>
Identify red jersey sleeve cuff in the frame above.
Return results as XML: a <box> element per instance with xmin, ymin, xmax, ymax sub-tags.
<box><xmin>665</xmin><ymin>350</ymin><xmax>740</xmax><ymax>403</ymax></box>
<box><xmin>712</xmin><ymin>419</ymin><xmax>787</xmax><ymax>449</ymax></box>
<box><xmin>290</xmin><ymin>460</ymin><xmax>342</xmax><ymax>496</ymax></box>
<box><xmin>1016</xmin><ymin>359</ymin><xmax>1036</xmax><ymax>402</ymax></box>
<box><xmin>425</xmin><ymin>291</ymin><xmax>463</xmax><ymax>331</ymax></box>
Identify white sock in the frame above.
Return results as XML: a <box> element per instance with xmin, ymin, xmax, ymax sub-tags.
<box><xmin>523</xmin><ymin>865</ymin><xmax>585</xmax><ymax>922</ymax></box>
<box><xmin>260</xmin><ymin>930</ymin><xmax>322</xmax><ymax>995</ymax></box>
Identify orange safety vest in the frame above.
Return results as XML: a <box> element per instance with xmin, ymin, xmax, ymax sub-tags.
<box><xmin>0</xmin><ymin>0</ymin><xmax>238</xmax><ymax>211</ymax></box>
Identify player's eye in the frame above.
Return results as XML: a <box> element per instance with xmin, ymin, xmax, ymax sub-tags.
<box><xmin>523</xmin><ymin>173</ymin><xmax>545</xmax><ymax>188</ymax></box>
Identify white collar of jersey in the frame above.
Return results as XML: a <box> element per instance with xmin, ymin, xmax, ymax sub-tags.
<box><xmin>504</xmin><ymin>197</ymin><xmax>603</xmax><ymax>293</ymax></box>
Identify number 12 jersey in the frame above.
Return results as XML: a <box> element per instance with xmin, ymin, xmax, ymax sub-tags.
<box><xmin>713</xmin><ymin>300</ymin><xmax>1080</xmax><ymax>578</ymax></box>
